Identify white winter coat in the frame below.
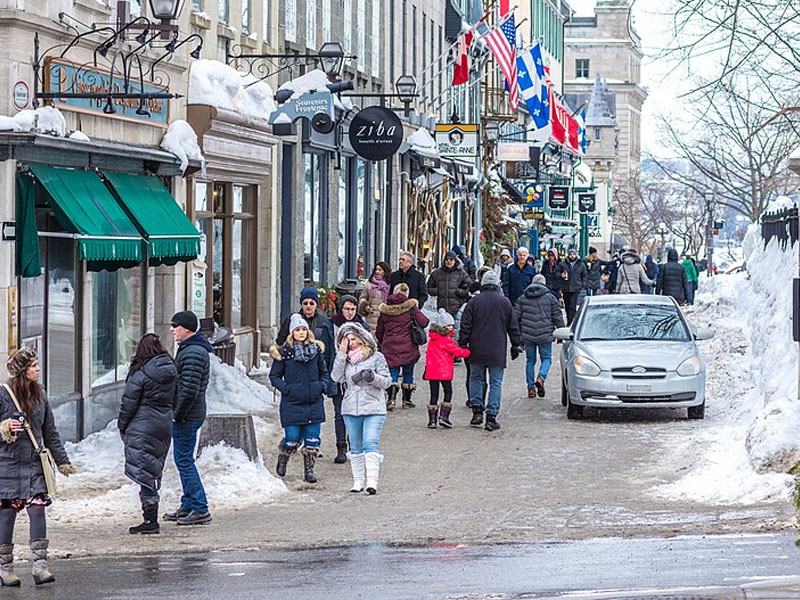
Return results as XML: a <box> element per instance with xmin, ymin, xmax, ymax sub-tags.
<box><xmin>330</xmin><ymin>323</ymin><xmax>392</xmax><ymax>416</ymax></box>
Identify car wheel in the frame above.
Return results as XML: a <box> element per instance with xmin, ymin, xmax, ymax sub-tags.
<box><xmin>566</xmin><ymin>397</ymin><xmax>583</xmax><ymax>420</ymax></box>
<box><xmin>561</xmin><ymin>376</ymin><xmax>568</xmax><ymax>407</ymax></box>
<box><xmin>688</xmin><ymin>401</ymin><xmax>705</xmax><ymax>420</ymax></box>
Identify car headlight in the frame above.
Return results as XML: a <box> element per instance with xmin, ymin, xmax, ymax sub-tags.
<box><xmin>676</xmin><ymin>356</ymin><xmax>703</xmax><ymax>376</ymax></box>
<box><xmin>574</xmin><ymin>355</ymin><xmax>601</xmax><ymax>376</ymax></box>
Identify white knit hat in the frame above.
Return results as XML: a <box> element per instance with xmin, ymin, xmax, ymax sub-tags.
<box><xmin>436</xmin><ymin>308</ymin><xmax>454</xmax><ymax>327</ymax></box>
<box><xmin>289</xmin><ymin>314</ymin><xmax>309</xmax><ymax>334</ymax></box>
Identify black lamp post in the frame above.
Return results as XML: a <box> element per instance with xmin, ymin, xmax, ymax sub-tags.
<box><xmin>318</xmin><ymin>42</ymin><xmax>345</xmax><ymax>78</ymax></box>
<box><xmin>394</xmin><ymin>75</ymin><xmax>417</xmax><ymax>116</ymax></box>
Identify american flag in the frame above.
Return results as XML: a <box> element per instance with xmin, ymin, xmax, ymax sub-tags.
<box><xmin>484</xmin><ymin>14</ymin><xmax>518</xmax><ymax>110</ymax></box>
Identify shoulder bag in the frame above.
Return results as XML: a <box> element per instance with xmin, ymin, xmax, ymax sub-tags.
<box><xmin>410</xmin><ymin>309</ymin><xmax>428</xmax><ymax>346</ymax></box>
<box><xmin>2</xmin><ymin>384</ymin><xmax>57</xmax><ymax>496</ymax></box>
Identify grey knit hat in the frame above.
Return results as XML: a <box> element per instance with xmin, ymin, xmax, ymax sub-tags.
<box><xmin>7</xmin><ymin>346</ymin><xmax>38</xmax><ymax>378</ymax></box>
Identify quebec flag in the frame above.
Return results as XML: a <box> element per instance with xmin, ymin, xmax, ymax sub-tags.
<box><xmin>577</xmin><ymin>107</ymin><xmax>588</xmax><ymax>155</ymax></box>
<box><xmin>517</xmin><ymin>43</ymin><xmax>550</xmax><ymax>137</ymax></box>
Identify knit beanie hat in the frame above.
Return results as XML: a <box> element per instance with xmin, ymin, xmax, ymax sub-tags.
<box><xmin>171</xmin><ymin>310</ymin><xmax>199</xmax><ymax>332</ymax></box>
<box><xmin>436</xmin><ymin>308</ymin><xmax>454</xmax><ymax>327</ymax></box>
<box><xmin>300</xmin><ymin>286</ymin><xmax>319</xmax><ymax>304</ymax></box>
<box><xmin>444</xmin><ymin>250</ymin><xmax>457</xmax><ymax>262</ymax></box>
<box><xmin>533</xmin><ymin>274</ymin><xmax>546</xmax><ymax>284</ymax></box>
<box><xmin>7</xmin><ymin>346</ymin><xmax>38</xmax><ymax>378</ymax></box>
<box><xmin>289</xmin><ymin>314</ymin><xmax>309</xmax><ymax>334</ymax></box>
<box><xmin>338</xmin><ymin>294</ymin><xmax>358</xmax><ymax>311</ymax></box>
<box><xmin>481</xmin><ymin>270</ymin><xmax>500</xmax><ymax>287</ymax></box>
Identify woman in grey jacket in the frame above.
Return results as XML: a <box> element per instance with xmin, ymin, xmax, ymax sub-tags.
<box><xmin>0</xmin><ymin>347</ymin><xmax>73</xmax><ymax>587</ymax></box>
<box><xmin>616</xmin><ymin>250</ymin><xmax>654</xmax><ymax>294</ymax></box>
<box><xmin>330</xmin><ymin>323</ymin><xmax>391</xmax><ymax>495</ymax></box>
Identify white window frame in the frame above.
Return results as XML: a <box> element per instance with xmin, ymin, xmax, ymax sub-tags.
<box><xmin>263</xmin><ymin>0</ymin><xmax>271</xmax><ymax>42</ymax></box>
<box><xmin>322</xmin><ymin>0</ymin><xmax>331</xmax><ymax>42</ymax></box>
<box><xmin>241</xmin><ymin>0</ymin><xmax>251</xmax><ymax>34</ymax></box>
<box><xmin>285</xmin><ymin>0</ymin><xmax>297</xmax><ymax>42</ymax></box>
<box><xmin>371</xmin><ymin>0</ymin><xmax>380</xmax><ymax>78</ymax></box>
<box><xmin>357</xmin><ymin>0</ymin><xmax>366</xmax><ymax>71</ymax></box>
<box><xmin>344</xmin><ymin>0</ymin><xmax>352</xmax><ymax>53</ymax></box>
<box><xmin>307</xmin><ymin>0</ymin><xmax>317</xmax><ymax>49</ymax></box>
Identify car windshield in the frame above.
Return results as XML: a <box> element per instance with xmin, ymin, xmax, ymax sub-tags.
<box><xmin>578</xmin><ymin>303</ymin><xmax>691</xmax><ymax>342</ymax></box>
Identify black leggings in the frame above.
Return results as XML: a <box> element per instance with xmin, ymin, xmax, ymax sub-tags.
<box><xmin>331</xmin><ymin>393</ymin><xmax>346</xmax><ymax>447</ymax></box>
<box><xmin>0</xmin><ymin>505</ymin><xmax>46</xmax><ymax>544</ymax></box>
<box><xmin>429</xmin><ymin>380</ymin><xmax>453</xmax><ymax>405</ymax></box>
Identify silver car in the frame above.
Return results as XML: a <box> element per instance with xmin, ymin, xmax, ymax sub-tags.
<box><xmin>555</xmin><ymin>294</ymin><xmax>714</xmax><ymax>420</ymax></box>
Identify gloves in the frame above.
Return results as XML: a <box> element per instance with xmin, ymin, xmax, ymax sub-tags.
<box><xmin>58</xmin><ymin>463</ymin><xmax>76</xmax><ymax>477</ymax></box>
<box><xmin>361</xmin><ymin>369</ymin><xmax>375</xmax><ymax>383</ymax></box>
<box><xmin>510</xmin><ymin>346</ymin><xmax>521</xmax><ymax>361</ymax></box>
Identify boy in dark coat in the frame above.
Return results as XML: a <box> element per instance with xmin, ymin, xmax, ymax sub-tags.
<box><xmin>513</xmin><ymin>275</ymin><xmax>565</xmax><ymax>398</ymax></box>
<box><xmin>458</xmin><ymin>271</ymin><xmax>522</xmax><ymax>431</ymax></box>
<box><xmin>270</xmin><ymin>314</ymin><xmax>329</xmax><ymax>484</ymax></box>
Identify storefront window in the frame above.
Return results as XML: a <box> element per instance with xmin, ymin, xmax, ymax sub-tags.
<box><xmin>337</xmin><ymin>157</ymin><xmax>347</xmax><ymax>282</ymax></box>
<box><xmin>304</xmin><ymin>154</ymin><xmax>323</xmax><ymax>284</ymax></box>
<box><xmin>46</xmin><ymin>238</ymin><xmax>76</xmax><ymax>397</ymax></box>
<box><xmin>212</xmin><ymin>219</ymin><xmax>224</xmax><ymax>325</ymax></box>
<box><xmin>356</xmin><ymin>160</ymin><xmax>367</xmax><ymax>277</ymax></box>
<box><xmin>91</xmin><ymin>266</ymin><xmax>143</xmax><ymax>387</ymax></box>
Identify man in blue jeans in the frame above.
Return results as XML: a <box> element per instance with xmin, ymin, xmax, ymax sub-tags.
<box><xmin>458</xmin><ymin>270</ymin><xmax>522</xmax><ymax>431</ymax></box>
<box><xmin>512</xmin><ymin>274</ymin><xmax>565</xmax><ymax>398</ymax></box>
<box><xmin>165</xmin><ymin>310</ymin><xmax>213</xmax><ymax>526</ymax></box>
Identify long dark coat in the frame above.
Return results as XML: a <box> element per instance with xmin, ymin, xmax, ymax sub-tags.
<box><xmin>513</xmin><ymin>283</ymin><xmax>565</xmax><ymax>345</ymax></box>
<box><xmin>269</xmin><ymin>341</ymin><xmax>328</xmax><ymax>427</ymax></box>
<box><xmin>119</xmin><ymin>354</ymin><xmax>177</xmax><ymax>491</ymax></box>
<box><xmin>0</xmin><ymin>385</ymin><xmax>69</xmax><ymax>499</ymax></box>
<box><xmin>458</xmin><ymin>284</ymin><xmax>522</xmax><ymax>368</ymax></box>
<box><xmin>657</xmin><ymin>249</ymin><xmax>689</xmax><ymax>301</ymax></box>
<box><xmin>375</xmin><ymin>294</ymin><xmax>430</xmax><ymax>368</ymax></box>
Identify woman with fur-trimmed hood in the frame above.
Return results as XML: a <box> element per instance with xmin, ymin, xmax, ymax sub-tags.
<box><xmin>375</xmin><ymin>283</ymin><xmax>430</xmax><ymax>411</ymax></box>
<box><xmin>330</xmin><ymin>323</ymin><xmax>391</xmax><ymax>494</ymax></box>
<box><xmin>269</xmin><ymin>314</ymin><xmax>329</xmax><ymax>484</ymax></box>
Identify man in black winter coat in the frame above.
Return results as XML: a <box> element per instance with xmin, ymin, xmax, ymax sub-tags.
<box><xmin>656</xmin><ymin>248</ymin><xmax>689</xmax><ymax>303</ymax></box>
<box><xmin>556</xmin><ymin>248</ymin><xmax>588</xmax><ymax>325</ymax></box>
<box><xmin>427</xmin><ymin>251</ymin><xmax>472</xmax><ymax>319</ymax></box>
<box><xmin>167</xmin><ymin>310</ymin><xmax>212</xmax><ymax>526</ymax></box>
<box><xmin>390</xmin><ymin>251</ymin><xmax>429</xmax><ymax>306</ymax></box>
<box><xmin>458</xmin><ymin>270</ymin><xmax>522</xmax><ymax>432</ymax></box>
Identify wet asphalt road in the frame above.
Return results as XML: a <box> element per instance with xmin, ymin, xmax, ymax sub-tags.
<box><xmin>16</xmin><ymin>533</ymin><xmax>800</xmax><ymax>600</ymax></box>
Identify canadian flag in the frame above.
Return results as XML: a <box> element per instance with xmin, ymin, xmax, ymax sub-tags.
<box><xmin>452</xmin><ymin>31</ymin><xmax>473</xmax><ymax>86</ymax></box>
<box><xmin>550</xmin><ymin>91</ymin><xmax>581</xmax><ymax>154</ymax></box>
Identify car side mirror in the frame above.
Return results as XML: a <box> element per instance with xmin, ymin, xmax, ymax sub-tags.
<box><xmin>553</xmin><ymin>327</ymin><xmax>573</xmax><ymax>341</ymax></box>
<box><xmin>694</xmin><ymin>327</ymin><xmax>715</xmax><ymax>341</ymax></box>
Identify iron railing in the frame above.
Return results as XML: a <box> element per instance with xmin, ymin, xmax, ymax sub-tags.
<box><xmin>761</xmin><ymin>207</ymin><xmax>798</xmax><ymax>249</ymax></box>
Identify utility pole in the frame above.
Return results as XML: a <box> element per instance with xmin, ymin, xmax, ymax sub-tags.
<box><xmin>704</xmin><ymin>190</ymin><xmax>714</xmax><ymax>277</ymax></box>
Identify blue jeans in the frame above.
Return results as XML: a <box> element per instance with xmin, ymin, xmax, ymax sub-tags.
<box><xmin>524</xmin><ymin>342</ymin><xmax>553</xmax><ymax>387</ymax></box>
<box><xmin>389</xmin><ymin>361</ymin><xmax>416</xmax><ymax>384</ymax></box>
<box><xmin>172</xmin><ymin>420</ymin><xmax>208</xmax><ymax>513</ymax></box>
<box><xmin>468</xmin><ymin>364</ymin><xmax>504</xmax><ymax>416</ymax></box>
<box><xmin>342</xmin><ymin>414</ymin><xmax>385</xmax><ymax>454</ymax></box>
<box><xmin>282</xmin><ymin>422</ymin><xmax>322</xmax><ymax>450</ymax></box>
<box><xmin>643</xmin><ymin>285</ymin><xmax>654</xmax><ymax>294</ymax></box>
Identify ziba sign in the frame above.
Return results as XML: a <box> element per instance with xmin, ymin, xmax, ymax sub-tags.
<box><xmin>348</xmin><ymin>106</ymin><xmax>403</xmax><ymax>161</ymax></box>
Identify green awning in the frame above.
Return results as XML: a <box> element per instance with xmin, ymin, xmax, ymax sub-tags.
<box><xmin>103</xmin><ymin>172</ymin><xmax>201</xmax><ymax>266</ymax></box>
<box><xmin>15</xmin><ymin>175</ymin><xmax>41</xmax><ymax>278</ymax></box>
<box><xmin>28</xmin><ymin>165</ymin><xmax>143</xmax><ymax>266</ymax></box>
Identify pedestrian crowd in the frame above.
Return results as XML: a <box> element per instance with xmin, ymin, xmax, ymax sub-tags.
<box><xmin>0</xmin><ymin>242</ymin><xmax>705</xmax><ymax>585</ymax></box>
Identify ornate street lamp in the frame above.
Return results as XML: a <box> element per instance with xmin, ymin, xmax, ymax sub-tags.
<box><xmin>318</xmin><ymin>42</ymin><xmax>345</xmax><ymax>77</ymax></box>
<box><xmin>394</xmin><ymin>75</ymin><xmax>417</xmax><ymax>116</ymax></box>
<box><xmin>149</xmin><ymin>0</ymin><xmax>184</xmax><ymax>21</ymax></box>
<box><xmin>484</xmin><ymin>121</ymin><xmax>500</xmax><ymax>143</ymax></box>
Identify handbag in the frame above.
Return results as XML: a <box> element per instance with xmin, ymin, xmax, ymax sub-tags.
<box><xmin>2</xmin><ymin>384</ymin><xmax>57</xmax><ymax>496</ymax></box>
<box><xmin>410</xmin><ymin>309</ymin><xmax>428</xmax><ymax>346</ymax></box>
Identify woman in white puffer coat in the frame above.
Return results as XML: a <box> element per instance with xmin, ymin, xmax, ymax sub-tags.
<box><xmin>330</xmin><ymin>323</ymin><xmax>391</xmax><ymax>495</ymax></box>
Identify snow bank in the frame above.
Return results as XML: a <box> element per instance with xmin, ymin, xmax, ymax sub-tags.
<box><xmin>656</xmin><ymin>225</ymin><xmax>798</xmax><ymax>504</ymax></box>
<box><xmin>0</xmin><ymin>106</ymin><xmax>67</xmax><ymax>136</ymax></box>
<box><xmin>765</xmin><ymin>195</ymin><xmax>797</xmax><ymax>212</ymax></box>
<box><xmin>50</xmin><ymin>356</ymin><xmax>284</xmax><ymax>524</ymax></box>
<box><xmin>160</xmin><ymin>119</ymin><xmax>204</xmax><ymax>174</ymax></box>
<box><xmin>189</xmin><ymin>59</ymin><xmax>276</xmax><ymax>121</ymax></box>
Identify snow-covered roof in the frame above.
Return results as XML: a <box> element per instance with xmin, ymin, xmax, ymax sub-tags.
<box><xmin>0</xmin><ymin>106</ymin><xmax>67</xmax><ymax>137</ymax></box>
<box><xmin>160</xmin><ymin>119</ymin><xmax>205</xmax><ymax>174</ymax></box>
<box><xmin>400</xmin><ymin>127</ymin><xmax>440</xmax><ymax>160</ymax></box>
<box><xmin>188</xmin><ymin>59</ymin><xmax>276</xmax><ymax>121</ymax></box>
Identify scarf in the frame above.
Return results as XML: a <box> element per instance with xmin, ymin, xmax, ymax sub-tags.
<box><xmin>347</xmin><ymin>348</ymin><xmax>365</xmax><ymax>365</ymax></box>
<box><xmin>370</xmin><ymin>277</ymin><xmax>390</xmax><ymax>302</ymax></box>
<box><xmin>292</xmin><ymin>342</ymin><xmax>319</xmax><ymax>363</ymax></box>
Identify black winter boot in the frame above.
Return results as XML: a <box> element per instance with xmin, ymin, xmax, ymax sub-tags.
<box><xmin>401</xmin><ymin>384</ymin><xmax>416</xmax><ymax>408</ymax></box>
<box><xmin>469</xmin><ymin>407</ymin><xmax>484</xmax><ymax>427</ymax></box>
<box><xmin>302</xmin><ymin>446</ymin><xmax>318</xmax><ymax>483</ymax></box>
<box><xmin>439</xmin><ymin>403</ymin><xmax>453</xmax><ymax>428</ymax></box>
<box><xmin>334</xmin><ymin>443</ymin><xmax>348</xmax><ymax>464</ymax></box>
<box><xmin>485</xmin><ymin>413</ymin><xmax>501</xmax><ymax>431</ymax></box>
<box><xmin>386</xmin><ymin>384</ymin><xmax>399</xmax><ymax>411</ymax></box>
<box><xmin>276</xmin><ymin>442</ymin><xmax>295</xmax><ymax>478</ymax></box>
<box><xmin>427</xmin><ymin>405</ymin><xmax>438</xmax><ymax>428</ymax></box>
<box><xmin>129</xmin><ymin>497</ymin><xmax>160</xmax><ymax>535</ymax></box>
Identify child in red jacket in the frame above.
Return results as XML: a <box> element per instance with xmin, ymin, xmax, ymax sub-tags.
<box><xmin>423</xmin><ymin>309</ymin><xmax>470</xmax><ymax>428</ymax></box>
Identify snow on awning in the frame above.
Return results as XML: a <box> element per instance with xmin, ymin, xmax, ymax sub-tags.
<box><xmin>399</xmin><ymin>127</ymin><xmax>441</xmax><ymax>161</ymax></box>
<box><xmin>160</xmin><ymin>120</ymin><xmax>205</xmax><ymax>174</ymax></box>
<box><xmin>277</xmin><ymin>69</ymin><xmax>352</xmax><ymax>111</ymax></box>
<box><xmin>188</xmin><ymin>59</ymin><xmax>276</xmax><ymax>121</ymax></box>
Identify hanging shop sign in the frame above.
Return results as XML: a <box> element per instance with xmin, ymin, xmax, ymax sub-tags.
<box><xmin>577</xmin><ymin>192</ymin><xmax>596</xmax><ymax>214</ymax></box>
<box><xmin>548</xmin><ymin>186</ymin><xmax>570</xmax><ymax>210</ymax></box>
<box><xmin>435</xmin><ymin>124</ymin><xmax>479</xmax><ymax>159</ymax></box>
<box><xmin>44</xmin><ymin>58</ymin><xmax>169</xmax><ymax>125</ymax></box>
<box><xmin>506</xmin><ymin>161</ymin><xmax>539</xmax><ymax>179</ymax></box>
<box><xmin>12</xmin><ymin>81</ymin><xmax>29</xmax><ymax>110</ymax></box>
<box><xmin>497</xmin><ymin>142</ymin><xmax>530</xmax><ymax>162</ymax></box>
<box><xmin>348</xmin><ymin>106</ymin><xmax>404</xmax><ymax>161</ymax></box>
<box><xmin>520</xmin><ymin>183</ymin><xmax>544</xmax><ymax>208</ymax></box>
<box><xmin>522</xmin><ymin>208</ymin><xmax>545</xmax><ymax>220</ymax></box>
<box><xmin>586</xmin><ymin>214</ymin><xmax>603</xmax><ymax>238</ymax></box>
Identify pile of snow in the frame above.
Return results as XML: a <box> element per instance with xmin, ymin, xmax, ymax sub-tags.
<box><xmin>50</xmin><ymin>356</ymin><xmax>284</xmax><ymax>525</ymax></box>
<box><xmin>160</xmin><ymin>119</ymin><xmax>205</xmax><ymax>174</ymax></box>
<box><xmin>188</xmin><ymin>59</ymin><xmax>276</xmax><ymax>121</ymax></box>
<box><xmin>401</xmin><ymin>127</ymin><xmax>440</xmax><ymax>160</ymax></box>
<box><xmin>277</xmin><ymin>69</ymin><xmax>352</xmax><ymax>110</ymax></box>
<box><xmin>656</xmin><ymin>224</ymin><xmax>798</xmax><ymax>505</ymax></box>
<box><xmin>68</xmin><ymin>130</ymin><xmax>90</xmax><ymax>142</ymax></box>
<box><xmin>0</xmin><ymin>106</ymin><xmax>67</xmax><ymax>137</ymax></box>
<box><xmin>765</xmin><ymin>195</ymin><xmax>797</xmax><ymax>213</ymax></box>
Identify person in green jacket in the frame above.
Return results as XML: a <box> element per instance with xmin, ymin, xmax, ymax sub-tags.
<box><xmin>682</xmin><ymin>256</ymin><xmax>698</xmax><ymax>305</ymax></box>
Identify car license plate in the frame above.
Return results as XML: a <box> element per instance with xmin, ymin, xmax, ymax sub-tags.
<box><xmin>626</xmin><ymin>384</ymin><xmax>652</xmax><ymax>392</ymax></box>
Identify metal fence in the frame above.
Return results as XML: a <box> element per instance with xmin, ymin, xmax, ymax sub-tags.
<box><xmin>761</xmin><ymin>207</ymin><xmax>798</xmax><ymax>249</ymax></box>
